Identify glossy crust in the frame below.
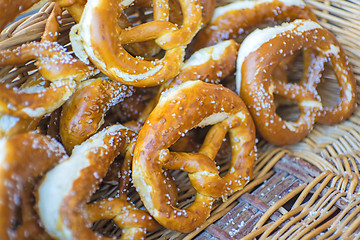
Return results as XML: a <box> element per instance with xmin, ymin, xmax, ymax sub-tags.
<box><xmin>143</xmin><ymin>39</ymin><xmax>240</xmax><ymax>122</ymax></box>
<box><xmin>0</xmin><ymin>4</ymin><xmax>97</xmax><ymax>119</ymax></box>
<box><xmin>73</xmin><ymin>0</ymin><xmax>202</xmax><ymax>87</ymax></box>
<box><xmin>38</xmin><ymin>124</ymin><xmax>162</xmax><ymax>239</ymax></box>
<box><xmin>132</xmin><ymin>81</ymin><xmax>256</xmax><ymax>232</ymax></box>
<box><xmin>85</xmin><ymin>141</ymin><xmax>178</xmax><ymax>240</ymax></box>
<box><xmin>171</xmin><ymin>39</ymin><xmax>239</xmax><ymax>86</ymax></box>
<box><xmin>0</xmin><ymin>132</ymin><xmax>67</xmax><ymax>240</ymax></box>
<box><xmin>60</xmin><ymin>78</ymin><xmax>134</xmax><ymax>152</ymax></box>
<box><xmin>237</xmin><ymin>20</ymin><xmax>356</xmax><ymax>145</ymax></box>
<box><xmin>190</xmin><ymin>0</ymin><xmax>317</xmax><ymax>52</ymax></box>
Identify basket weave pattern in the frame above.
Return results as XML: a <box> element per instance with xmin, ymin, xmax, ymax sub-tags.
<box><xmin>1</xmin><ymin>0</ymin><xmax>360</xmax><ymax>239</ymax></box>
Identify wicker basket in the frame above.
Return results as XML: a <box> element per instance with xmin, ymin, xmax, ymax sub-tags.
<box><xmin>1</xmin><ymin>0</ymin><xmax>360</xmax><ymax>239</ymax></box>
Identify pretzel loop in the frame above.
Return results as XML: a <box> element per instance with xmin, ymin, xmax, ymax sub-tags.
<box><xmin>133</xmin><ymin>81</ymin><xmax>256</xmax><ymax>232</ymax></box>
<box><xmin>237</xmin><ymin>19</ymin><xmax>356</xmax><ymax>145</ymax></box>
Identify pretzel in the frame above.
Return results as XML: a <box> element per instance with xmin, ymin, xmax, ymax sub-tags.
<box><xmin>189</xmin><ymin>0</ymin><xmax>317</xmax><ymax>52</ymax></box>
<box><xmin>38</xmin><ymin>124</ymin><xmax>169</xmax><ymax>239</ymax></box>
<box><xmin>60</xmin><ymin>77</ymin><xmax>134</xmax><ymax>153</ymax></box>
<box><xmin>119</xmin><ymin>40</ymin><xmax>240</xmax><ymax>152</ymax></box>
<box><xmin>0</xmin><ymin>132</ymin><xmax>67</xmax><ymax>239</ymax></box>
<box><xmin>132</xmin><ymin>80</ymin><xmax>256</xmax><ymax>232</ymax></box>
<box><xmin>236</xmin><ymin>19</ymin><xmax>356</xmax><ymax>145</ymax></box>
<box><xmin>138</xmin><ymin>39</ymin><xmax>240</xmax><ymax>125</ymax></box>
<box><xmin>168</xmin><ymin>39</ymin><xmax>239</xmax><ymax>87</ymax></box>
<box><xmin>72</xmin><ymin>0</ymin><xmax>202</xmax><ymax>87</ymax></box>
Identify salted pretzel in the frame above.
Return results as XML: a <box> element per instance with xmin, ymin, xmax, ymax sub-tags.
<box><xmin>71</xmin><ymin>0</ymin><xmax>202</xmax><ymax>87</ymax></box>
<box><xmin>0</xmin><ymin>4</ymin><xmax>98</xmax><ymax>120</ymax></box>
<box><xmin>136</xmin><ymin>39</ymin><xmax>240</xmax><ymax>125</ymax></box>
<box><xmin>38</xmin><ymin>124</ymin><xmax>173</xmax><ymax>239</ymax></box>
<box><xmin>132</xmin><ymin>80</ymin><xmax>256</xmax><ymax>232</ymax></box>
<box><xmin>0</xmin><ymin>132</ymin><xmax>68</xmax><ymax>240</ymax></box>
<box><xmin>60</xmin><ymin>77</ymin><xmax>134</xmax><ymax>153</ymax></box>
<box><xmin>0</xmin><ymin>0</ymin><xmax>42</xmax><ymax>32</ymax></box>
<box><xmin>189</xmin><ymin>0</ymin><xmax>317</xmax><ymax>52</ymax></box>
<box><xmin>236</xmin><ymin>19</ymin><xmax>356</xmax><ymax>145</ymax></box>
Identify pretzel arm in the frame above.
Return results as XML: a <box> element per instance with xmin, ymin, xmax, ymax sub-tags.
<box><xmin>155</xmin><ymin>0</ymin><xmax>202</xmax><ymax>50</ymax></box>
<box><xmin>160</xmin><ymin>151</ymin><xmax>219</xmax><ymax>174</ymax></box>
<box><xmin>0</xmin><ymin>79</ymin><xmax>76</xmax><ymax>118</ymax></box>
<box><xmin>198</xmin><ymin>122</ymin><xmax>228</xmax><ymax>160</ymax></box>
<box><xmin>153</xmin><ymin>0</ymin><xmax>170</xmax><ymax>21</ymax></box>
<box><xmin>119</xmin><ymin>21</ymin><xmax>177</xmax><ymax>44</ymax></box>
<box><xmin>60</xmin><ymin>78</ymin><xmax>134</xmax><ymax>152</ymax></box>
<box><xmin>317</xmin><ymin>49</ymin><xmax>356</xmax><ymax>124</ymax></box>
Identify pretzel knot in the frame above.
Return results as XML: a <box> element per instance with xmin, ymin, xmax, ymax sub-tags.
<box><xmin>236</xmin><ymin>19</ymin><xmax>356</xmax><ymax>145</ymax></box>
<box><xmin>133</xmin><ymin>80</ymin><xmax>256</xmax><ymax>233</ymax></box>
<box><xmin>72</xmin><ymin>0</ymin><xmax>202</xmax><ymax>87</ymax></box>
<box><xmin>0</xmin><ymin>132</ymin><xmax>67</xmax><ymax>239</ymax></box>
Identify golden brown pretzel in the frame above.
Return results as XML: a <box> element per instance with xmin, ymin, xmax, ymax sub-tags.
<box><xmin>133</xmin><ymin>80</ymin><xmax>256</xmax><ymax>232</ymax></box>
<box><xmin>72</xmin><ymin>0</ymin><xmax>202</xmax><ymax>87</ymax></box>
<box><xmin>0</xmin><ymin>132</ymin><xmax>67</xmax><ymax>240</ymax></box>
<box><xmin>38</xmin><ymin>124</ymin><xmax>165</xmax><ymax>239</ymax></box>
<box><xmin>168</xmin><ymin>39</ymin><xmax>239</xmax><ymax>86</ymax></box>
<box><xmin>237</xmin><ymin>19</ymin><xmax>356</xmax><ymax>145</ymax></box>
<box><xmin>60</xmin><ymin>77</ymin><xmax>134</xmax><ymax>153</ymax></box>
<box><xmin>0</xmin><ymin>4</ymin><xmax>98</xmax><ymax>119</ymax></box>
<box><xmin>189</xmin><ymin>0</ymin><xmax>317</xmax><ymax>52</ymax></box>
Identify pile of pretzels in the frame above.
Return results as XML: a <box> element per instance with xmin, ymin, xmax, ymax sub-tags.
<box><xmin>0</xmin><ymin>0</ymin><xmax>356</xmax><ymax>239</ymax></box>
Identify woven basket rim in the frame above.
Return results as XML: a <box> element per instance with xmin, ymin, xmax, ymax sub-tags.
<box><xmin>1</xmin><ymin>0</ymin><xmax>360</xmax><ymax>239</ymax></box>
